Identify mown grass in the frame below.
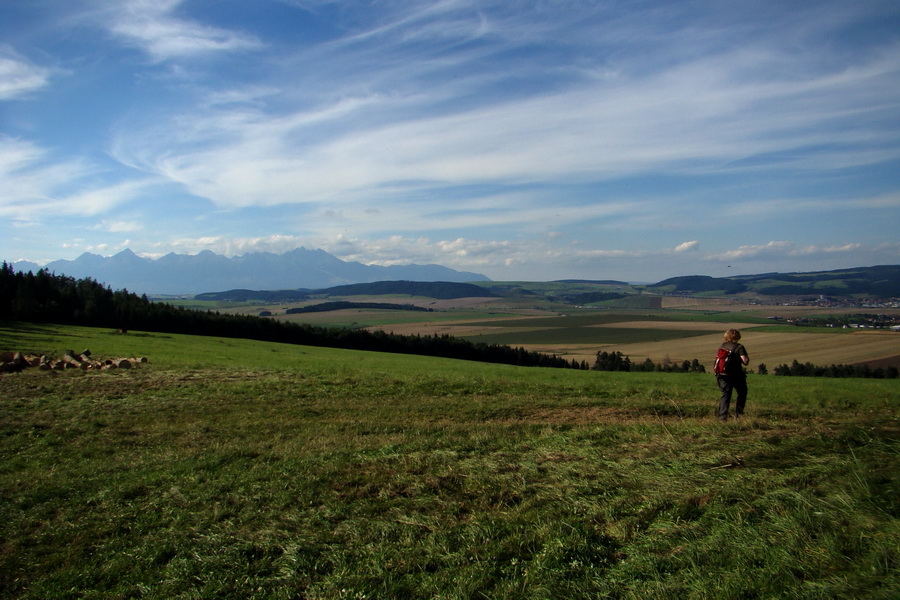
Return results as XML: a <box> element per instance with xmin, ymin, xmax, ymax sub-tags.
<box><xmin>0</xmin><ymin>323</ymin><xmax>897</xmax><ymax>599</ymax></box>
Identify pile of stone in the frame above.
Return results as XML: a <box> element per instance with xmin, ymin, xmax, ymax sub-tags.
<box><xmin>0</xmin><ymin>349</ymin><xmax>148</xmax><ymax>373</ymax></box>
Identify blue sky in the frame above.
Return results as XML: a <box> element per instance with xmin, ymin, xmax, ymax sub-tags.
<box><xmin>2</xmin><ymin>0</ymin><xmax>899</xmax><ymax>282</ymax></box>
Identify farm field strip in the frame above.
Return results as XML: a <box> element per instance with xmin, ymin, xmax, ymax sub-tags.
<box><xmin>275</xmin><ymin>310</ymin><xmax>513</xmax><ymax>328</ymax></box>
<box><xmin>459</xmin><ymin>327</ymin><xmax>712</xmax><ymax>347</ymax></box>
<box><xmin>589</xmin><ymin>320</ymin><xmax>752</xmax><ymax>330</ymax></box>
<box><xmin>601</xmin><ymin>330</ymin><xmax>900</xmax><ymax>368</ymax></box>
<box><xmin>521</xmin><ymin>331</ymin><xmax>899</xmax><ymax>368</ymax></box>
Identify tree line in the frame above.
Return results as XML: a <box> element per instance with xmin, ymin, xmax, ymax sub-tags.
<box><xmin>284</xmin><ymin>301</ymin><xmax>432</xmax><ymax>314</ymax></box>
<box><xmin>592</xmin><ymin>350</ymin><xmax>706</xmax><ymax>373</ymax></box>
<box><xmin>771</xmin><ymin>360</ymin><xmax>897</xmax><ymax>379</ymax></box>
<box><xmin>593</xmin><ymin>350</ymin><xmax>897</xmax><ymax>379</ymax></box>
<box><xmin>0</xmin><ymin>263</ymin><xmax>585</xmax><ymax>370</ymax></box>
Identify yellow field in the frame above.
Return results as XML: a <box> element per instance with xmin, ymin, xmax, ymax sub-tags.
<box><xmin>527</xmin><ymin>328</ymin><xmax>900</xmax><ymax>369</ymax></box>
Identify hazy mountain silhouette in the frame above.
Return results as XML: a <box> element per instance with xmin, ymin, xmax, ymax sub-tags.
<box><xmin>17</xmin><ymin>248</ymin><xmax>490</xmax><ymax>295</ymax></box>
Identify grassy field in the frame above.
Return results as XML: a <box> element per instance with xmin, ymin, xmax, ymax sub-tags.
<box><xmin>1</xmin><ymin>323</ymin><xmax>898</xmax><ymax>599</ymax></box>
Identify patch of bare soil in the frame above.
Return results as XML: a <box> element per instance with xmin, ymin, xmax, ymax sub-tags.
<box><xmin>852</xmin><ymin>355</ymin><xmax>900</xmax><ymax>369</ymax></box>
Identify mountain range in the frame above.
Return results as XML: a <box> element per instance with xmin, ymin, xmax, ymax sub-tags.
<box><xmin>11</xmin><ymin>248</ymin><xmax>489</xmax><ymax>295</ymax></box>
<box><xmin>10</xmin><ymin>250</ymin><xmax>898</xmax><ymax>300</ymax></box>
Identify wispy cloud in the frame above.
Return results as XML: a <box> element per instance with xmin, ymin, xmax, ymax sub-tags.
<box><xmin>719</xmin><ymin>241</ymin><xmax>868</xmax><ymax>261</ymax></box>
<box><xmin>106</xmin><ymin>0</ymin><xmax>262</xmax><ymax>61</ymax></box>
<box><xmin>146</xmin><ymin>234</ymin><xmax>311</xmax><ymax>258</ymax></box>
<box><xmin>108</xmin><ymin>1</ymin><xmax>900</xmax><ymax>223</ymax></box>
<box><xmin>0</xmin><ymin>48</ymin><xmax>52</xmax><ymax>100</ymax></box>
<box><xmin>92</xmin><ymin>220</ymin><xmax>144</xmax><ymax>233</ymax></box>
<box><xmin>0</xmin><ymin>136</ymin><xmax>157</xmax><ymax>220</ymax></box>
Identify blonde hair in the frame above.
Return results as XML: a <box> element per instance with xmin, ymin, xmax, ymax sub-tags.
<box><xmin>723</xmin><ymin>329</ymin><xmax>741</xmax><ymax>343</ymax></box>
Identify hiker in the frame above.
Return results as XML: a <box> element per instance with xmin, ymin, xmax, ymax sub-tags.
<box><xmin>715</xmin><ymin>328</ymin><xmax>750</xmax><ymax>421</ymax></box>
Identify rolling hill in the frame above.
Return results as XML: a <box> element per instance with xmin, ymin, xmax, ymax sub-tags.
<box><xmin>192</xmin><ymin>265</ymin><xmax>898</xmax><ymax>305</ymax></box>
<box><xmin>647</xmin><ymin>265</ymin><xmax>900</xmax><ymax>298</ymax></box>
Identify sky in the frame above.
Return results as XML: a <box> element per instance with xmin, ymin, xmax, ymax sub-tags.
<box><xmin>1</xmin><ymin>0</ymin><xmax>899</xmax><ymax>283</ymax></box>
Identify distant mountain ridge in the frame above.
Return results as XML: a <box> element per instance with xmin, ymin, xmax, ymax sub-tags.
<box><xmin>649</xmin><ymin>265</ymin><xmax>900</xmax><ymax>297</ymax></box>
<box><xmin>196</xmin><ymin>281</ymin><xmax>497</xmax><ymax>302</ymax></box>
<box><xmin>9</xmin><ymin>252</ymin><xmax>897</xmax><ymax>299</ymax></box>
<box><xmin>11</xmin><ymin>248</ymin><xmax>490</xmax><ymax>295</ymax></box>
<box><xmin>185</xmin><ymin>265</ymin><xmax>899</xmax><ymax>304</ymax></box>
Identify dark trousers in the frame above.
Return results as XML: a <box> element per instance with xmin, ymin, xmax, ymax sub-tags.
<box><xmin>717</xmin><ymin>375</ymin><xmax>747</xmax><ymax>420</ymax></box>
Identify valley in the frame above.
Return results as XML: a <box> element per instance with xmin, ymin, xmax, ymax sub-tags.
<box><xmin>213</xmin><ymin>289</ymin><xmax>900</xmax><ymax>370</ymax></box>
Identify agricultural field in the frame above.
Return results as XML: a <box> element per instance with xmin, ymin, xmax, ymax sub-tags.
<box><xmin>1</xmin><ymin>323</ymin><xmax>898</xmax><ymax>599</ymax></box>
<box><xmin>300</xmin><ymin>307</ymin><xmax>898</xmax><ymax>370</ymax></box>
<box><xmin>211</xmin><ymin>291</ymin><xmax>900</xmax><ymax>370</ymax></box>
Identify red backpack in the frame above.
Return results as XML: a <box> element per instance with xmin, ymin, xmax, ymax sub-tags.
<box><xmin>714</xmin><ymin>346</ymin><xmax>736</xmax><ymax>376</ymax></box>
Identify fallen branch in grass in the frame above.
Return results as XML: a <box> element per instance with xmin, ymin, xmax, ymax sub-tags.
<box><xmin>704</xmin><ymin>458</ymin><xmax>745</xmax><ymax>471</ymax></box>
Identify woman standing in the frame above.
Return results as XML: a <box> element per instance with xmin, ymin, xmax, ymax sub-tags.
<box><xmin>716</xmin><ymin>329</ymin><xmax>750</xmax><ymax>421</ymax></box>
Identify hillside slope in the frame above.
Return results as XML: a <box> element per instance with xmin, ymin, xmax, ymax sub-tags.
<box><xmin>647</xmin><ymin>265</ymin><xmax>900</xmax><ymax>297</ymax></box>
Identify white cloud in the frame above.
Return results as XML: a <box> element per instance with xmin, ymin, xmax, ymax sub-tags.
<box><xmin>0</xmin><ymin>49</ymin><xmax>52</xmax><ymax>100</ymax></box>
<box><xmin>720</xmin><ymin>241</ymin><xmax>792</xmax><ymax>260</ymax></box>
<box><xmin>718</xmin><ymin>241</ymin><xmax>867</xmax><ymax>261</ymax></box>
<box><xmin>107</xmin><ymin>0</ymin><xmax>262</xmax><ymax>61</ymax></box>
<box><xmin>152</xmin><ymin>234</ymin><xmax>311</xmax><ymax>257</ymax></box>
<box><xmin>93</xmin><ymin>220</ymin><xmax>144</xmax><ymax>233</ymax></box>
<box><xmin>859</xmin><ymin>192</ymin><xmax>900</xmax><ymax>209</ymax></box>
<box><xmin>674</xmin><ymin>241</ymin><xmax>700</xmax><ymax>253</ymax></box>
<box><xmin>724</xmin><ymin>189</ymin><xmax>900</xmax><ymax>221</ymax></box>
<box><xmin>792</xmin><ymin>243</ymin><xmax>863</xmax><ymax>255</ymax></box>
<box><xmin>0</xmin><ymin>135</ymin><xmax>157</xmax><ymax>220</ymax></box>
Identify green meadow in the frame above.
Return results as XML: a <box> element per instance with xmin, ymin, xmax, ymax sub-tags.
<box><xmin>0</xmin><ymin>323</ymin><xmax>897</xmax><ymax>599</ymax></box>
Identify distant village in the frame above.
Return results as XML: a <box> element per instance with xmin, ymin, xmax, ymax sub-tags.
<box><xmin>785</xmin><ymin>295</ymin><xmax>900</xmax><ymax>310</ymax></box>
<box><xmin>762</xmin><ymin>295</ymin><xmax>900</xmax><ymax>331</ymax></box>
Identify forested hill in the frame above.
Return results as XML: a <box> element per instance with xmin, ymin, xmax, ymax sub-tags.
<box><xmin>648</xmin><ymin>265</ymin><xmax>900</xmax><ymax>297</ymax></box>
<box><xmin>196</xmin><ymin>281</ymin><xmax>496</xmax><ymax>302</ymax></box>
<box><xmin>321</xmin><ymin>281</ymin><xmax>496</xmax><ymax>299</ymax></box>
<box><xmin>192</xmin><ymin>266</ymin><xmax>900</xmax><ymax>302</ymax></box>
